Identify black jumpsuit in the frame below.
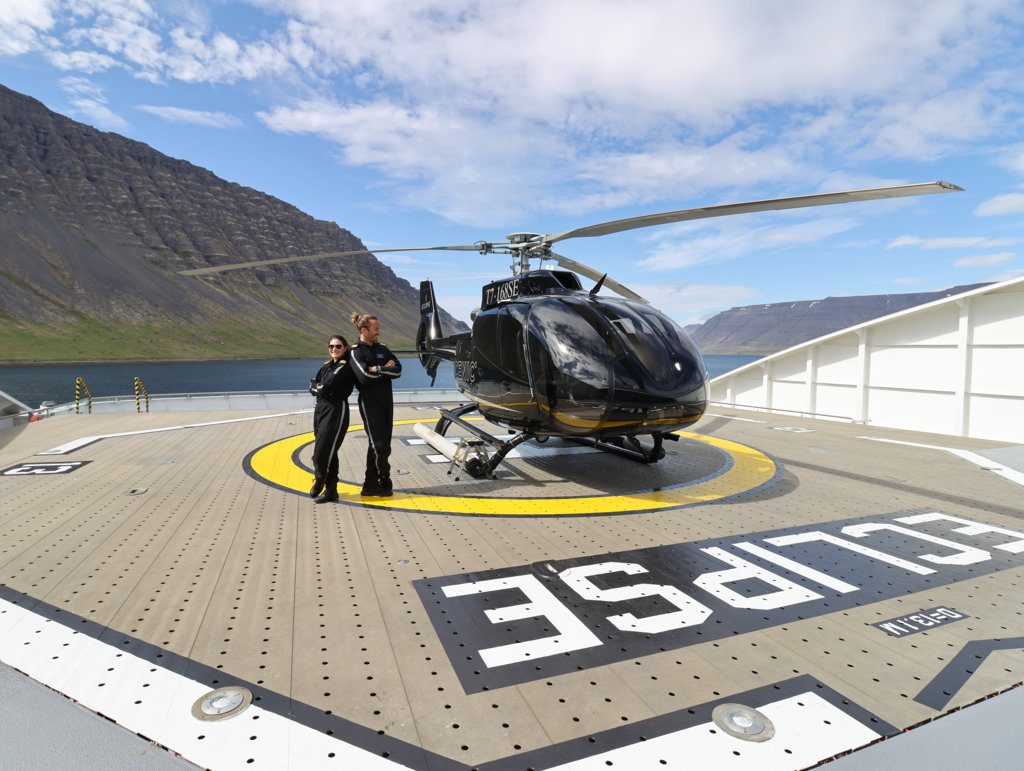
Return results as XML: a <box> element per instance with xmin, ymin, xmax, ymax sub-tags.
<box><xmin>349</xmin><ymin>342</ymin><xmax>402</xmax><ymax>491</ymax></box>
<box><xmin>310</xmin><ymin>357</ymin><xmax>356</xmax><ymax>490</ymax></box>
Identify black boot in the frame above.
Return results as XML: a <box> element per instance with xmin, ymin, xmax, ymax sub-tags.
<box><xmin>377</xmin><ymin>478</ymin><xmax>393</xmax><ymax>497</ymax></box>
<box><xmin>314</xmin><ymin>485</ymin><xmax>339</xmax><ymax>504</ymax></box>
<box><xmin>310</xmin><ymin>478</ymin><xmax>324</xmax><ymax>498</ymax></box>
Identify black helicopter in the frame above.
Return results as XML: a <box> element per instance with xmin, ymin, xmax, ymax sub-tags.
<box><xmin>182</xmin><ymin>181</ymin><xmax>961</xmax><ymax>477</ymax></box>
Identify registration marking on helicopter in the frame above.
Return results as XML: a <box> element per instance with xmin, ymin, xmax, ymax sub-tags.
<box><xmin>244</xmin><ymin>417</ymin><xmax>778</xmax><ymax>516</ymax></box>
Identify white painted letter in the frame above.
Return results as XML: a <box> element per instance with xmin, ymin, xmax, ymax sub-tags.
<box><xmin>733</xmin><ymin>542</ymin><xmax>859</xmax><ymax>593</ymax></box>
<box><xmin>694</xmin><ymin>547</ymin><xmax>822</xmax><ymax>609</ymax></box>
<box><xmin>896</xmin><ymin>512</ymin><xmax>1024</xmax><ymax>554</ymax></box>
<box><xmin>560</xmin><ymin>561</ymin><xmax>711</xmax><ymax>634</ymax></box>
<box><xmin>765</xmin><ymin>531</ymin><xmax>935</xmax><ymax>575</ymax></box>
<box><xmin>842</xmin><ymin>522</ymin><xmax>989</xmax><ymax>565</ymax></box>
<box><xmin>442</xmin><ymin>575</ymin><xmax>601</xmax><ymax>668</ymax></box>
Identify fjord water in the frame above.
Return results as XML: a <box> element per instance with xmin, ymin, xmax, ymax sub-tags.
<box><xmin>1</xmin><ymin>355</ymin><xmax>759</xmax><ymax>409</ymax></box>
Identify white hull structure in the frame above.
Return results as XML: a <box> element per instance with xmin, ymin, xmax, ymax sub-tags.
<box><xmin>710</xmin><ymin>276</ymin><xmax>1024</xmax><ymax>443</ymax></box>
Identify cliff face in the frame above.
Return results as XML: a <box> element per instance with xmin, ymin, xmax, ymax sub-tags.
<box><xmin>0</xmin><ymin>83</ymin><xmax>466</xmax><ymax>361</ymax></box>
<box><xmin>686</xmin><ymin>285</ymin><xmax>988</xmax><ymax>355</ymax></box>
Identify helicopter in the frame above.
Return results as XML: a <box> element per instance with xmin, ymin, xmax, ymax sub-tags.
<box><xmin>181</xmin><ymin>181</ymin><xmax>962</xmax><ymax>478</ymax></box>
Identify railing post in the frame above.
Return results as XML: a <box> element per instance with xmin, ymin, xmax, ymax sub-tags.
<box><xmin>74</xmin><ymin>377</ymin><xmax>93</xmax><ymax>414</ymax></box>
<box><xmin>133</xmin><ymin>377</ymin><xmax>150</xmax><ymax>412</ymax></box>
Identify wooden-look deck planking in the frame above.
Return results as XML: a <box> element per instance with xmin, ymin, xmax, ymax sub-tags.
<box><xmin>0</xmin><ymin>405</ymin><xmax>1022</xmax><ymax>769</ymax></box>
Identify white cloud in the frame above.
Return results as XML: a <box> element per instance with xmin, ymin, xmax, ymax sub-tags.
<box><xmin>638</xmin><ymin>216</ymin><xmax>860</xmax><ymax>271</ymax></box>
<box><xmin>48</xmin><ymin>2</ymin><xmax>291</xmax><ymax>84</ymax></box>
<box><xmin>62</xmin><ymin>2</ymin><xmax>166</xmax><ymax>80</ymax></box>
<box><xmin>137</xmin><ymin>104</ymin><xmax>242</xmax><ymax>128</ymax></box>
<box><xmin>258</xmin><ymin>98</ymin><xmax>572</xmax><ymax>224</ymax></box>
<box><xmin>953</xmin><ymin>251</ymin><xmax>1015</xmax><ymax>268</ymax></box>
<box><xmin>246</xmin><ymin>0</ymin><xmax>1021</xmax><ymax>224</ymax></box>
<box><xmin>431</xmin><ymin>293</ymin><xmax>479</xmax><ymax>325</ymax></box>
<box><xmin>256</xmin><ymin>1</ymin><xmax>1014</xmax><ymax>130</ymax></box>
<box><xmin>855</xmin><ymin>87</ymin><xmax>1000</xmax><ymax>161</ymax></box>
<box><xmin>995</xmin><ymin>143</ymin><xmax>1024</xmax><ymax>176</ymax></box>
<box><xmin>161</xmin><ymin>27</ymin><xmax>291</xmax><ymax>83</ymax></box>
<box><xmin>573</xmin><ymin>139</ymin><xmax>812</xmax><ymax>209</ymax></box>
<box><xmin>8</xmin><ymin>0</ymin><xmax>1024</xmax><ymax>226</ymax></box>
<box><xmin>629</xmin><ymin>282</ymin><xmax>760</xmax><ymax>324</ymax></box>
<box><xmin>58</xmin><ymin>75</ymin><xmax>105</xmax><ymax>99</ymax></box>
<box><xmin>0</xmin><ymin>0</ymin><xmax>57</xmax><ymax>55</ymax></box>
<box><xmin>68</xmin><ymin>98</ymin><xmax>129</xmax><ymax>130</ymax></box>
<box><xmin>377</xmin><ymin>254</ymin><xmax>417</xmax><ymax>266</ymax></box>
<box><xmin>837</xmin><ymin>239</ymin><xmax>882</xmax><ymax>249</ymax></box>
<box><xmin>47</xmin><ymin>49</ymin><xmax>118</xmax><ymax>72</ymax></box>
<box><xmin>887</xmin><ymin>235</ymin><xmax>1020</xmax><ymax>250</ymax></box>
<box><xmin>991</xmin><ymin>268</ymin><xmax>1024</xmax><ymax>283</ymax></box>
<box><xmin>57</xmin><ymin>76</ymin><xmax>129</xmax><ymax>130</ymax></box>
<box><xmin>976</xmin><ymin>192</ymin><xmax>1024</xmax><ymax>216</ymax></box>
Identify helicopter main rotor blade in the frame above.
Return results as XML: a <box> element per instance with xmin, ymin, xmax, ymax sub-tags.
<box><xmin>178</xmin><ymin>244</ymin><xmax>489</xmax><ymax>276</ymax></box>
<box><xmin>542</xmin><ymin>181</ymin><xmax>962</xmax><ymax>245</ymax></box>
<box><xmin>548</xmin><ymin>251</ymin><xmax>648</xmax><ymax>303</ymax></box>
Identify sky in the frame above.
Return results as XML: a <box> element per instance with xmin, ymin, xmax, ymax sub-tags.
<box><xmin>2</xmin><ymin>0</ymin><xmax>1024</xmax><ymax>326</ymax></box>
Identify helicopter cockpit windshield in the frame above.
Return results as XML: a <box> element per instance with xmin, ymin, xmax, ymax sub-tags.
<box><xmin>595</xmin><ymin>300</ymin><xmax>705</xmax><ymax>392</ymax></box>
<box><xmin>524</xmin><ymin>295</ymin><xmax>707</xmax><ymax>435</ymax></box>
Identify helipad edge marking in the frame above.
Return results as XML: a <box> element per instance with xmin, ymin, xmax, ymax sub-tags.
<box><xmin>38</xmin><ymin>410</ymin><xmax>312</xmax><ymax>455</ymax></box>
<box><xmin>0</xmin><ymin>593</ymin><xmax>892</xmax><ymax>770</ymax></box>
<box><xmin>704</xmin><ymin>412</ymin><xmax>767</xmax><ymax>424</ymax></box>
<box><xmin>859</xmin><ymin>436</ymin><xmax>1024</xmax><ymax>488</ymax></box>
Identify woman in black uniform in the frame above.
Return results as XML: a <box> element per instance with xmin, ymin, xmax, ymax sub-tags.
<box><xmin>309</xmin><ymin>334</ymin><xmax>356</xmax><ymax>504</ymax></box>
<box><xmin>348</xmin><ymin>314</ymin><xmax>402</xmax><ymax>496</ymax></box>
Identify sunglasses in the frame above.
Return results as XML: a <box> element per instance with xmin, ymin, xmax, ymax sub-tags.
<box><xmin>328</xmin><ymin>344</ymin><xmax>346</xmax><ymax>349</ymax></box>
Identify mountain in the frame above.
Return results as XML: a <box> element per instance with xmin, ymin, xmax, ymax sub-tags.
<box><xmin>685</xmin><ymin>284</ymin><xmax>989</xmax><ymax>355</ymax></box>
<box><xmin>0</xmin><ymin>84</ymin><xmax>467</xmax><ymax>362</ymax></box>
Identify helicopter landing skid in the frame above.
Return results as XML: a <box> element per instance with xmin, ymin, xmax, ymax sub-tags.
<box><xmin>572</xmin><ymin>433</ymin><xmax>669</xmax><ymax>464</ymax></box>
<box><xmin>434</xmin><ymin>404</ymin><xmax>535</xmax><ymax>479</ymax></box>
<box><xmin>433</xmin><ymin>405</ymin><xmax>676</xmax><ymax>477</ymax></box>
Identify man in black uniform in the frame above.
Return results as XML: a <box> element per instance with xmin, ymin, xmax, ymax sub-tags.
<box><xmin>349</xmin><ymin>313</ymin><xmax>402</xmax><ymax>496</ymax></box>
<box><xmin>309</xmin><ymin>335</ymin><xmax>356</xmax><ymax>504</ymax></box>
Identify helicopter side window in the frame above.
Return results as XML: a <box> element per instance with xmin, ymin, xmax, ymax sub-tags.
<box><xmin>526</xmin><ymin>299</ymin><xmax>613</xmax><ymax>400</ymax></box>
<box><xmin>498</xmin><ymin>305</ymin><xmax>528</xmax><ymax>382</ymax></box>
<box><xmin>473</xmin><ymin>308</ymin><xmax>501</xmax><ymax>368</ymax></box>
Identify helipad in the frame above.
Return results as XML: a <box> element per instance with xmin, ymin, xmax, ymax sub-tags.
<box><xmin>1</xmin><ymin>402</ymin><xmax>1022</xmax><ymax>769</ymax></box>
<box><xmin>245</xmin><ymin>419</ymin><xmax>779</xmax><ymax>515</ymax></box>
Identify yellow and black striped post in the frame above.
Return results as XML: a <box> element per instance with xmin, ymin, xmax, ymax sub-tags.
<box><xmin>74</xmin><ymin>377</ymin><xmax>93</xmax><ymax>414</ymax></box>
<box><xmin>133</xmin><ymin>377</ymin><xmax>150</xmax><ymax>413</ymax></box>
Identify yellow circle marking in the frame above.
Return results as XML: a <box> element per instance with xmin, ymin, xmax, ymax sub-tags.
<box><xmin>248</xmin><ymin>418</ymin><xmax>776</xmax><ymax>516</ymax></box>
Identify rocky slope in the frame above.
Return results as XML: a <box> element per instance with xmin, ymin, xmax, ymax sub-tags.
<box><xmin>0</xmin><ymin>84</ymin><xmax>466</xmax><ymax>361</ymax></box>
<box><xmin>686</xmin><ymin>284</ymin><xmax>988</xmax><ymax>355</ymax></box>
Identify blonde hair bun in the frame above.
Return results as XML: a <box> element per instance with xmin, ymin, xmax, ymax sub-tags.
<box><xmin>351</xmin><ymin>313</ymin><xmax>378</xmax><ymax>331</ymax></box>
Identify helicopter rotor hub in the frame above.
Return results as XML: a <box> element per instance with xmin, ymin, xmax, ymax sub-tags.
<box><xmin>502</xmin><ymin>233</ymin><xmax>552</xmax><ymax>275</ymax></box>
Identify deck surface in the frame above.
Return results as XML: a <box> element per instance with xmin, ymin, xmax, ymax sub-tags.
<box><xmin>1</xmin><ymin>405</ymin><xmax>1022</xmax><ymax>769</ymax></box>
